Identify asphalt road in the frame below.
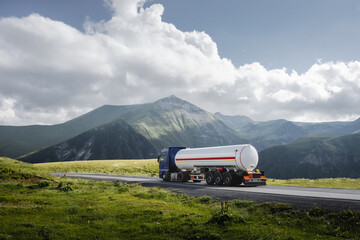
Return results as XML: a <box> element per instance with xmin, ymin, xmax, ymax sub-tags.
<box><xmin>51</xmin><ymin>172</ymin><xmax>360</xmax><ymax>212</ymax></box>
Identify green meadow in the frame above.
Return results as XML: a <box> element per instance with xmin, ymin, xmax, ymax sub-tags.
<box><xmin>267</xmin><ymin>178</ymin><xmax>360</xmax><ymax>189</ymax></box>
<box><xmin>36</xmin><ymin>159</ymin><xmax>159</xmax><ymax>177</ymax></box>
<box><xmin>1</xmin><ymin>157</ymin><xmax>360</xmax><ymax>239</ymax></box>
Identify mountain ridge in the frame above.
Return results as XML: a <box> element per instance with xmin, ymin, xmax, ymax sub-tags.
<box><xmin>258</xmin><ymin>133</ymin><xmax>360</xmax><ymax>179</ymax></box>
<box><xmin>19</xmin><ymin>119</ymin><xmax>157</xmax><ymax>163</ymax></box>
<box><xmin>2</xmin><ymin>95</ymin><xmax>360</xmax><ymax>178</ymax></box>
<box><xmin>18</xmin><ymin>95</ymin><xmax>246</xmax><ymax>162</ymax></box>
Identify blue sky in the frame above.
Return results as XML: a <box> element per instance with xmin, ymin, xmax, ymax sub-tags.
<box><xmin>2</xmin><ymin>0</ymin><xmax>359</xmax><ymax>73</ymax></box>
<box><xmin>1</xmin><ymin>0</ymin><xmax>360</xmax><ymax>125</ymax></box>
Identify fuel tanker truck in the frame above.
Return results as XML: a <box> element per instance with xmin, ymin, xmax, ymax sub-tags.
<box><xmin>157</xmin><ymin>144</ymin><xmax>266</xmax><ymax>186</ymax></box>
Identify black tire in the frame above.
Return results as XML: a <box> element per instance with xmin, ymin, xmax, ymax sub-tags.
<box><xmin>182</xmin><ymin>173</ymin><xmax>190</xmax><ymax>182</ymax></box>
<box><xmin>162</xmin><ymin>172</ymin><xmax>168</xmax><ymax>182</ymax></box>
<box><xmin>223</xmin><ymin>172</ymin><xmax>233</xmax><ymax>186</ymax></box>
<box><xmin>205</xmin><ymin>172</ymin><xmax>214</xmax><ymax>185</ymax></box>
<box><xmin>214</xmin><ymin>172</ymin><xmax>223</xmax><ymax>185</ymax></box>
<box><xmin>177</xmin><ymin>172</ymin><xmax>184</xmax><ymax>182</ymax></box>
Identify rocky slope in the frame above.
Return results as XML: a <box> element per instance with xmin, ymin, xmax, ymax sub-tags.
<box><xmin>122</xmin><ymin>95</ymin><xmax>246</xmax><ymax>150</ymax></box>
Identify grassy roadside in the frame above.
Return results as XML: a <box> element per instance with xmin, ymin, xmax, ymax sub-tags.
<box><xmin>35</xmin><ymin>159</ymin><xmax>360</xmax><ymax>189</ymax></box>
<box><xmin>35</xmin><ymin>159</ymin><xmax>158</xmax><ymax>177</ymax></box>
<box><xmin>267</xmin><ymin>178</ymin><xmax>360</xmax><ymax>189</ymax></box>
<box><xmin>1</xmin><ymin>157</ymin><xmax>360</xmax><ymax>239</ymax></box>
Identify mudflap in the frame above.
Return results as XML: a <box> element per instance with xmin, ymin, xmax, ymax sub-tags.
<box><xmin>243</xmin><ymin>181</ymin><xmax>266</xmax><ymax>187</ymax></box>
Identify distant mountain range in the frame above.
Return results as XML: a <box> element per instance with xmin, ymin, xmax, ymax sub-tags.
<box><xmin>13</xmin><ymin>95</ymin><xmax>245</xmax><ymax>162</ymax></box>
<box><xmin>215</xmin><ymin>113</ymin><xmax>360</xmax><ymax>150</ymax></box>
<box><xmin>1</xmin><ymin>95</ymin><xmax>360</xmax><ymax>178</ymax></box>
<box><xmin>258</xmin><ymin>133</ymin><xmax>360</xmax><ymax>179</ymax></box>
<box><xmin>19</xmin><ymin>120</ymin><xmax>157</xmax><ymax>163</ymax></box>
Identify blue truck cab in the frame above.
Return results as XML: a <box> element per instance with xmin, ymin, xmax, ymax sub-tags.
<box><xmin>157</xmin><ymin>147</ymin><xmax>185</xmax><ymax>181</ymax></box>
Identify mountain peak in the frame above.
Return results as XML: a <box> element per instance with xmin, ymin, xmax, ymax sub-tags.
<box><xmin>155</xmin><ymin>95</ymin><xmax>186</xmax><ymax>104</ymax></box>
<box><xmin>153</xmin><ymin>95</ymin><xmax>205</xmax><ymax>114</ymax></box>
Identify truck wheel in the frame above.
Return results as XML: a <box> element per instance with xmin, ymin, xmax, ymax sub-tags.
<box><xmin>177</xmin><ymin>172</ymin><xmax>184</xmax><ymax>182</ymax></box>
<box><xmin>223</xmin><ymin>172</ymin><xmax>232</xmax><ymax>186</ymax></box>
<box><xmin>205</xmin><ymin>172</ymin><xmax>214</xmax><ymax>185</ymax></box>
<box><xmin>214</xmin><ymin>172</ymin><xmax>223</xmax><ymax>185</ymax></box>
<box><xmin>162</xmin><ymin>172</ymin><xmax>168</xmax><ymax>182</ymax></box>
<box><xmin>182</xmin><ymin>173</ymin><xmax>190</xmax><ymax>182</ymax></box>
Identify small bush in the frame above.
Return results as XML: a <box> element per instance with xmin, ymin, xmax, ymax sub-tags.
<box><xmin>38</xmin><ymin>225</ymin><xmax>53</xmax><ymax>240</ymax></box>
<box><xmin>329</xmin><ymin>210</ymin><xmax>360</xmax><ymax>232</ymax></box>
<box><xmin>209</xmin><ymin>209</ymin><xmax>235</xmax><ymax>226</ymax></box>
<box><xmin>259</xmin><ymin>202</ymin><xmax>292</xmax><ymax>214</ymax></box>
<box><xmin>195</xmin><ymin>196</ymin><xmax>213</xmax><ymax>204</ymax></box>
<box><xmin>37</xmin><ymin>180</ymin><xmax>50</xmax><ymax>188</ymax></box>
<box><xmin>231</xmin><ymin>200</ymin><xmax>253</xmax><ymax>209</ymax></box>
<box><xmin>27</xmin><ymin>180</ymin><xmax>51</xmax><ymax>189</ymax></box>
<box><xmin>208</xmin><ymin>202</ymin><xmax>245</xmax><ymax>226</ymax></box>
<box><xmin>56</xmin><ymin>182</ymin><xmax>73</xmax><ymax>192</ymax></box>
<box><xmin>309</xmin><ymin>206</ymin><xmax>327</xmax><ymax>217</ymax></box>
<box><xmin>115</xmin><ymin>182</ymin><xmax>131</xmax><ymax>193</ymax></box>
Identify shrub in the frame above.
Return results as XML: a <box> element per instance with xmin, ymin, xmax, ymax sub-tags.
<box><xmin>259</xmin><ymin>202</ymin><xmax>292</xmax><ymax>214</ymax></box>
<box><xmin>208</xmin><ymin>202</ymin><xmax>245</xmax><ymax>226</ymax></box>
<box><xmin>27</xmin><ymin>180</ymin><xmax>51</xmax><ymax>189</ymax></box>
<box><xmin>309</xmin><ymin>206</ymin><xmax>327</xmax><ymax>217</ymax></box>
<box><xmin>329</xmin><ymin>210</ymin><xmax>360</xmax><ymax>232</ymax></box>
<box><xmin>195</xmin><ymin>196</ymin><xmax>213</xmax><ymax>204</ymax></box>
<box><xmin>56</xmin><ymin>182</ymin><xmax>73</xmax><ymax>192</ymax></box>
<box><xmin>231</xmin><ymin>200</ymin><xmax>253</xmax><ymax>209</ymax></box>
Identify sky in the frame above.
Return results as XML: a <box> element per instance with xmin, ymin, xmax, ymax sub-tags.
<box><xmin>0</xmin><ymin>0</ymin><xmax>360</xmax><ymax>125</ymax></box>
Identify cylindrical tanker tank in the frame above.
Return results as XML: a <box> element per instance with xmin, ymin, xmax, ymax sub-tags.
<box><xmin>174</xmin><ymin>144</ymin><xmax>258</xmax><ymax>171</ymax></box>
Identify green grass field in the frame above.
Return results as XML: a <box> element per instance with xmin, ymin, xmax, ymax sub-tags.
<box><xmin>35</xmin><ymin>159</ymin><xmax>158</xmax><ymax>177</ymax></box>
<box><xmin>35</xmin><ymin>159</ymin><xmax>360</xmax><ymax>189</ymax></box>
<box><xmin>1</xmin><ymin>157</ymin><xmax>360</xmax><ymax>239</ymax></box>
<box><xmin>267</xmin><ymin>178</ymin><xmax>360</xmax><ymax>189</ymax></box>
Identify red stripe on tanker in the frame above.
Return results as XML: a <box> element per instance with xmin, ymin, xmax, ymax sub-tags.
<box><xmin>176</xmin><ymin>156</ymin><xmax>235</xmax><ymax>161</ymax></box>
<box><xmin>174</xmin><ymin>144</ymin><xmax>258</xmax><ymax>171</ymax></box>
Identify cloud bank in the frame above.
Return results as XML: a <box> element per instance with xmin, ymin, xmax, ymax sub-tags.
<box><xmin>0</xmin><ymin>0</ymin><xmax>359</xmax><ymax>125</ymax></box>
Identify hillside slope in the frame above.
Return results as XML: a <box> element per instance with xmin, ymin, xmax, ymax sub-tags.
<box><xmin>122</xmin><ymin>95</ymin><xmax>246</xmax><ymax>150</ymax></box>
<box><xmin>215</xmin><ymin>114</ymin><xmax>307</xmax><ymax>150</ymax></box>
<box><xmin>0</xmin><ymin>104</ymin><xmax>147</xmax><ymax>158</ymax></box>
<box><xmin>258</xmin><ymin>133</ymin><xmax>360</xmax><ymax>179</ymax></box>
<box><xmin>19</xmin><ymin>120</ymin><xmax>157</xmax><ymax>163</ymax></box>
<box><xmin>216</xmin><ymin>113</ymin><xmax>360</xmax><ymax>151</ymax></box>
<box><xmin>2</xmin><ymin>95</ymin><xmax>360</xmax><ymax>163</ymax></box>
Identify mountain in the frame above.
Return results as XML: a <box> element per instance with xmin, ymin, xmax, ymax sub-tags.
<box><xmin>214</xmin><ymin>112</ymin><xmax>254</xmax><ymax>131</ymax></box>
<box><xmin>2</xmin><ymin>95</ymin><xmax>360</xmax><ymax>166</ymax></box>
<box><xmin>258</xmin><ymin>133</ymin><xmax>360</xmax><ymax>179</ymax></box>
<box><xmin>121</xmin><ymin>95</ymin><xmax>246</xmax><ymax>150</ymax></box>
<box><xmin>215</xmin><ymin>113</ymin><xmax>360</xmax><ymax>151</ymax></box>
<box><xmin>19</xmin><ymin>120</ymin><xmax>157</xmax><ymax>163</ymax></box>
<box><xmin>0</xmin><ymin>103</ymin><xmax>147</xmax><ymax>158</ymax></box>
<box><xmin>215</xmin><ymin>114</ymin><xmax>307</xmax><ymax>150</ymax></box>
<box><xmin>15</xmin><ymin>95</ymin><xmax>246</xmax><ymax>162</ymax></box>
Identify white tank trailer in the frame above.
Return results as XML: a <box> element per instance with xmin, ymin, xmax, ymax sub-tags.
<box><xmin>157</xmin><ymin>144</ymin><xmax>266</xmax><ymax>186</ymax></box>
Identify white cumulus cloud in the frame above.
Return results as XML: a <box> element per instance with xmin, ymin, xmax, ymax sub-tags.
<box><xmin>0</xmin><ymin>0</ymin><xmax>359</xmax><ymax>125</ymax></box>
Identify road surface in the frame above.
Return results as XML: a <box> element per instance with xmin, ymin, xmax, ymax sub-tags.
<box><xmin>52</xmin><ymin>172</ymin><xmax>360</xmax><ymax>211</ymax></box>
